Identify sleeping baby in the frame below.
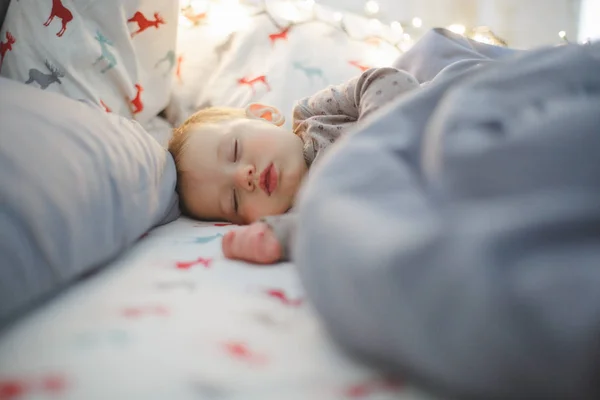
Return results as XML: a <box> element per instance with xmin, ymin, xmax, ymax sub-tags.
<box><xmin>168</xmin><ymin>67</ymin><xmax>419</xmax><ymax>263</ymax></box>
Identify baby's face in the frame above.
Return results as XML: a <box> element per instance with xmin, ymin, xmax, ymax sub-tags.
<box><xmin>178</xmin><ymin>118</ymin><xmax>308</xmax><ymax>224</ymax></box>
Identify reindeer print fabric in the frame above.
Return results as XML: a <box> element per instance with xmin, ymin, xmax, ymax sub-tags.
<box><xmin>0</xmin><ymin>217</ymin><xmax>439</xmax><ymax>400</ymax></box>
<box><xmin>170</xmin><ymin>1</ymin><xmax>404</xmax><ymax>129</ymax></box>
<box><xmin>0</xmin><ymin>0</ymin><xmax>177</xmax><ymax>129</ymax></box>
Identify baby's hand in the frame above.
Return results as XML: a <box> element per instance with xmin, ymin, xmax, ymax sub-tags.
<box><xmin>222</xmin><ymin>222</ymin><xmax>282</xmax><ymax>264</ymax></box>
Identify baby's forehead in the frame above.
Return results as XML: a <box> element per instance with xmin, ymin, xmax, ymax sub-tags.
<box><xmin>183</xmin><ymin>117</ymin><xmax>264</xmax><ymax>160</ymax></box>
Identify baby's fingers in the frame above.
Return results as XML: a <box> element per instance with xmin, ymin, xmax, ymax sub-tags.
<box><xmin>251</xmin><ymin>229</ymin><xmax>282</xmax><ymax>264</ymax></box>
<box><xmin>222</xmin><ymin>230</ymin><xmax>238</xmax><ymax>259</ymax></box>
<box><xmin>222</xmin><ymin>224</ymin><xmax>282</xmax><ymax>264</ymax></box>
<box><xmin>221</xmin><ymin>227</ymin><xmax>262</xmax><ymax>261</ymax></box>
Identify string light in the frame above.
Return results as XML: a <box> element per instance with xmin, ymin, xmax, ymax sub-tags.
<box><xmin>558</xmin><ymin>30</ymin><xmax>567</xmax><ymax>39</ymax></box>
<box><xmin>279</xmin><ymin>1</ymin><xmax>301</xmax><ymax>22</ymax></box>
<box><xmin>400</xmin><ymin>33</ymin><xmax>413</xmax><ymax>52</ymax></box>
<box><xmin>468</xmin><ymin>26</ymin><xmax>508</xmax><ymax>46</ymax></box>
<box><xmin>448</xmin><ymin>24</ymin><xmax>466</xmax><ymax>35</ymax></box>
<box><xmin>206</xmin><ymin>0</ymin><xmax>249</xmax><ymax>36</ymax></box>
<box><xmin>364</xmin><ymin>0</ymin><xmax>380</xmax><ymax>15</ymax></box>
<box><xmin>297</xmin><ymin>0</ymin><xmax>315</xmax><ymax>10</ymax></box>
<box><xmin>191</xmin><ymin>0</ymin><xmax>208</xmax><ymax>12</ymax></box>
<box><xmin>368</xmin><ymin>18</ymin><xmax>382</xmax><ymax>31</ymax></box>
<box><xmin>178</xmin><ymin>0</ymin><xmax>516</xmax><ymax>52</ymax></box>
<box><xmin>472</xmin><ymin>33</ymin><xmax>493</xmax><ymax>44</ymax></box>
<box><xmin>390</xmin><ymin>21</ymin><xmax>403</xmax><ymax>34</ymax></box>
<box><xmin>178</xmin><ymin>14</ymin><xmax>193</xmax><ymax>28</ymax></box>
<box><xmin>178</xmin><ymin>0</ymin><xmax>418</xmax><ymax>53</ymax></box>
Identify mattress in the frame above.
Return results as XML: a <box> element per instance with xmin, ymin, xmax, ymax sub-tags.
<box><xmin>0</xmin><ymin>218</ymin><xmax>438</xmax><ymax>400</ymax></box>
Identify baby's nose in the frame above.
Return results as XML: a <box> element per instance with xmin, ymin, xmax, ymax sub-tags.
<box><xmin>235</xmin><ymin>164</ymin><xmax>256</xmax><ymax>191</ymax></box>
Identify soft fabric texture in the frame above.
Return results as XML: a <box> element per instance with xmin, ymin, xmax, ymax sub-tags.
<box><xmin>293</xmin><ymin>67</ymin><xmax>419</xmax><ymax>167</ymax></box>
<box><xmin>168</xmin><ymin>0</ymin><xmax>405</xmax><ymax>128</ymax></box>
<box><xmin>393</xmin><ymin>27</ymin><xmax>519</xmax><ymax>84</ymax></box>
<box><xmin>0</xmin><ymin>0</ymin><xmax>178</xmax><ymax>138</ymax></box>
<box><xmin>293</xmin><ymin>29</ymin><xmax>600</xmax><ymax>400</ymax></box>
<box><xmin>0</xmin><ymin>77</ymin><xmax>179</xmax><ymax>326</ymax></box>
<box><xmin>0</xmin><ymin>217</ymin><xmax>437</xmax><ymax>400</ymax></box>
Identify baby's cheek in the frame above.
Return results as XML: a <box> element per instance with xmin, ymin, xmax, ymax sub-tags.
<box><xmin>241</xmin><ymin>201</ymin><xmax>261</xmax><ymax>224</ymax></box>
<box><xmin>243</xmin><ymin>198</ymin><xmax>285</xmax><ymax>223</ymax></box>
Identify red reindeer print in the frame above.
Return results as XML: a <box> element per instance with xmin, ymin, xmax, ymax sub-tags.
<box><xmin>40</xmin><ymin>375</ymin><xmax>66</xmax><ymax>394</ymax></box>
<box><xmin>0</xmin><ymin>374</ymin><xmax>67</xmax><ymax>400</ymax></box>
<box><xmin>0</xmin><ymin>379</ymin><xmax>27</xmax><ymax>399</ymax></box>
<box><xmin>99</xmin><ymin>99</ymin><xmax>111</xmax><ymax>113</ymax></box>
<box><xmin>344</xmin><ymin>377</ymin><xmax>403</xmax><ymax>398</ymax></box>
<box><xmin>176</xmin><ymin>55</ymin><xmax>184</xmax><ymax>84</ymax></box>
<box><xmin>349</xmin><ymin>60</ymin><xmax>372</xmax><ymax>72</ymax></box>
<box><xmin>176</xmin><ymin>257</ymin><xmax>212</xmax><ymax>270</ymax></box>
<box><xmin>265</xmin><ymin>289</ymin><xmax>303</xmax><ymax>307</ymax></box>
<box><xmin>268</xmin><ymin>26</ymin><xmax>291</xmax><ymax>46</ymax></box>
<box><xmin>43</xmin><ymin>0</ymin><xmax>73</xmax><ymax>37</ymax></box>
<box><xmin>182</xmin><ymin>6</ymin><xmax>207</xmax><ymax>26</ymax></box>
<box><xmin>238</xmin><ymin>75</ymin><xmax>271</xmax><ymax>95</ymax></box>
<box><xmin>0</xmin><ymin>31</ymin><xmax>16</xmax><ymax>70</ymax></box>
<box><xmin>127</xmin><ymin>83</ymin><xmax>144</xmax><ymax>116</ymax></box>
<box><xmin>122</xmin><ymin>305</ymin><xmax>169</xmax><ymax>318</ymax></box>
<box><xmin>223</xmin><ymin>341</ymin><xmax>268</xmax><ymax>365</ymax></box>
<box><xmin>128</xmin><ymin>11</ymin><xmax>165</xmax><ymax>38</ymax></box>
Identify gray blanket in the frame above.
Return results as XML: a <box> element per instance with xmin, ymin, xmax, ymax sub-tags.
<box><xmin>293</xmin><ymin>28</ymin><xmax>600</xmax><ymax>400</ymax></box>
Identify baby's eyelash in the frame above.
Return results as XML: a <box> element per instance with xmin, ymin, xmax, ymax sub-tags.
<box><xmin>233</xmin><ymin>139</ymin><xmax>239</xmax><ymax>162</ymax></box>
<box><xmin>232</xmin><ymin>189</ymin><xmax>239</xmax><ymax>214</ymax></box>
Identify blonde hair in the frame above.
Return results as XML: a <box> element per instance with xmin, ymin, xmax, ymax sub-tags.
<box><xmin>169</xmin><ymin>107</ymin><xmax>246</xmax><ymax>168</ymax></box>
<box><xmin>168</xmin><ymin>107</ymin><xmax>247</xmax><ymax>214</ymax></box>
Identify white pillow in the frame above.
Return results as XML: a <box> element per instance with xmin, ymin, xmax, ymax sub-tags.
<box><xmin>171</xmin><ymin>0</ymin><xmax>404</xmax><ymax>128</ymax></box>
<box><xmin>0</xmin><ymin>0</ymin><xmax>178</xmax><ymax>125</ymax></box>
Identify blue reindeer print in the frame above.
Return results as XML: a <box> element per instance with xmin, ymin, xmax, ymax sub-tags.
<box><xmin>93</xmin><ymin>31</ymin><xmax>117</xmax><ymax>73</ymax></box>
<box><xmin>293</xmin><ymin>61</ymin><xmax>326</xmax><ymax>83</ymax></box>
<box><xmin>192</xmin><ymin>233</ymin><xmax>223</xmax><ymax>244</ymax></box>
<box><xmin>155</xmin><ymin>50</ymin><xmax>175</xmax><ymax>77</ymax></box>
<box><xmin>25</xmin><ymin>59</ymin><xmax>65</xmax><ymax>89</ymax></box>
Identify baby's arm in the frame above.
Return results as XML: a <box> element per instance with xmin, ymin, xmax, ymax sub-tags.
<box><xmin>294</xmin><ymin>67</ymin><xmax>420</xmax><ymax>165</ymax></box>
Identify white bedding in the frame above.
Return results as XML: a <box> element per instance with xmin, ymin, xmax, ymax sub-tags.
<box><xmin>0</xmin><ymin>218</ymin><xmax>437</xmax><ymax>400</ymax></box>
<box><xmin>168</xmin><ymin>0</ymin><xmax>409</xmax><ymax>128</ymax></box>
<box><xmin>0</xmin><ymin>2</ymin><xmax>436</xmax><ymax>398</ymax></box>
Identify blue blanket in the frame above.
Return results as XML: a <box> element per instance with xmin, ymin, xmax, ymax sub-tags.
<box><xmin>293</xmin><ymin>28</ymin><xmax>600</xmax><ymax>400</ymax></box>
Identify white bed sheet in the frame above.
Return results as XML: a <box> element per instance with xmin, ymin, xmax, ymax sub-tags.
<box><xmin>0</xmin><ymin>218</ymin><xmax>438</xmax><ymax>400</ymax></box>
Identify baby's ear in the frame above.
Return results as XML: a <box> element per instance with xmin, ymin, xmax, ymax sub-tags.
<box><xmin>245</xmin><ymin>103</ymin><xmax>285</xmax><ymax>127</ymax></box>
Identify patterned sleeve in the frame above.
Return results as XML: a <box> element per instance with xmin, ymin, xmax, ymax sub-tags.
<box><xmin>260</xmin><ymin>212</ymin><xmax>298</xmax><ymax>262</ymax></box>
<box><xmin>293</xmin><ymin>67</ymin><xmax>420</xmax><ymax>166</ymax></box>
